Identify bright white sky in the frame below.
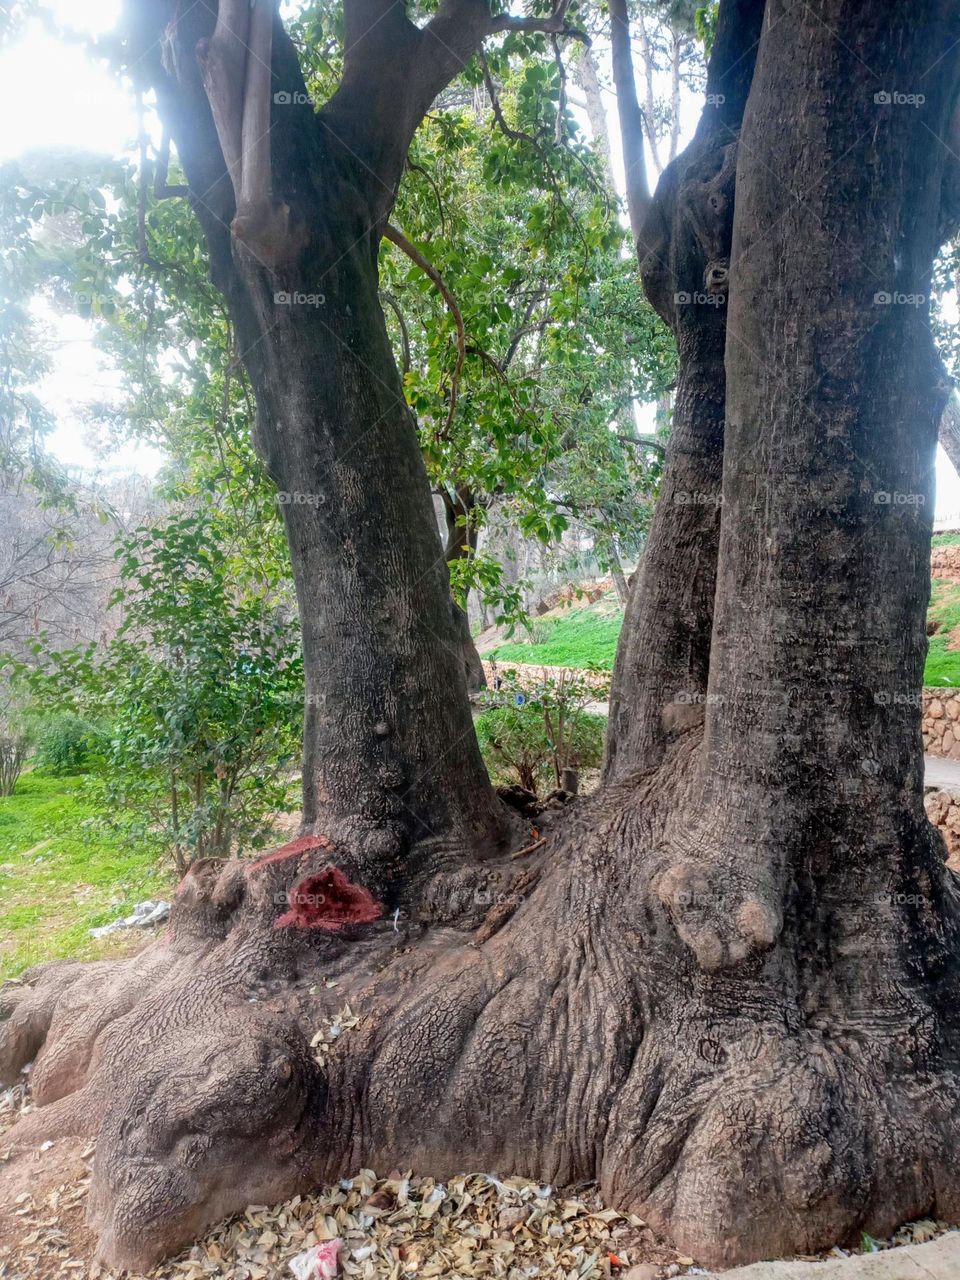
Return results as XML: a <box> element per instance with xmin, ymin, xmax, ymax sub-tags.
<box><xmin>2</xmin><ymin>1</ymin><xmax>960</xmax><ymax>516</ymax></box>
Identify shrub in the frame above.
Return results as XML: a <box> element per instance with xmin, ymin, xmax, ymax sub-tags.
<box><xmin>11</xmin><ymin>512</ymin><xmax>303</xmax><ymax>873</ymax></box>
<box><xmin>32</xmin><ymin>712</ymin><xmax>107</xmax><ymax>774</ymax></box>
<box><xmin>476</xmin><ymin>669</ymin><xmax>606</xmax><ymax>794</ymax></box>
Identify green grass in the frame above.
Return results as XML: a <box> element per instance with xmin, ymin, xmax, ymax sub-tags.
<box><xmin>933</xmin><ymin>532</ymin><xmax>960</xmax><ymax>546</ymax></box>
<box><xmin>0</xmin><ymin>772</ymin><xmax>171</xmax><ymax>981</ymax></box>
<box><xmin>482</xmin><ymin>580</ymin><xmax>960</xmax><ymax>687</ymax></box>
<box><xmin>925</xmin><ymin>579</ymin><xmax>960</xmax><ymax>687</ymax></box>
<box><xmin>488</xmin><ymin>606</ymin><xmax>623</xmax><ymax>670</ymax></box>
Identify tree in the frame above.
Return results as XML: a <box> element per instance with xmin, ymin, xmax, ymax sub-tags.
<box><xmin>3</xmin><ymin>0</ymin><xmax>960</xmax><ymax>1274</ymax></box>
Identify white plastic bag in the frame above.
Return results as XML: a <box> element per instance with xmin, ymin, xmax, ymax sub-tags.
<box><xmin>288</xmin><ymin>1237</ymin><xmax>342</xmax><ymax>1279</ymax></box>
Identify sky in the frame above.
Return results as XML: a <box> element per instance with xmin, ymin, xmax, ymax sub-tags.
<box><xmin>2</xmin><ymin>2</ymin><xmax>960</xmax><ymax>515</ymax></box>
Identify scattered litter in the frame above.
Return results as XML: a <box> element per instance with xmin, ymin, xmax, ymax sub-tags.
<box><xmin>89</xmin><ymin>900</ymin><xmax>171</xmax><ymax>938</ymax></box>
<box><xmin>310</xmin><ymin>1005</ymin><xmax>361</xmax><ymax>1068</ymax></box>
<box><xmin>289</xmin><ymin>1238</ymin><xmax>342</xmax><ymax>1278</ymax></box>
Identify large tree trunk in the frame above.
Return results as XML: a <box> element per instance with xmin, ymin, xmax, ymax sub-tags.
<box><xmin>259</xmin><ymin>253</ymin><xmax>504</xmax><ymax>880</ymax></box>
<box><xmin>138</xmin><ymin>0</ymin><xmax>509</xmax><ymax>891</ymax></box>
<box><xmin>6</xmin><ymin>1</ymin><xmax>960</xmax><ymax>1275</ymax></box>
<box><xmin>605</xmin><ymin>0</ymin><xmax>765</xmax><ymax>780</ymax></box>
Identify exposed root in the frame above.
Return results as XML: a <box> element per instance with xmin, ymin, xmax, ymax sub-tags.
<box><xmin>4</xmin><ymin>760</ymin><xmax>960</xmax><ymax>1272</ymax></box>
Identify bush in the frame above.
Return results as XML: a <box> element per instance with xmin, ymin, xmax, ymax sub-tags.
<box><xmin>476</xmin><ymin>669</ymin><xmax>606</xmax><ymax>794</ymax></box>
<box><xmin>0</xmin><ymin>731</ymin><xmax>30</xmax><ymax>797</ymax></box>
<box><xmin>32</xmin><ymin>712</ymin><xmax>107</xmax><ymax>775</ymax></box>
<box><xmin>12</xmin><ymin>512</ymin><xmax>303</xmax><ymax>873</ymax></box>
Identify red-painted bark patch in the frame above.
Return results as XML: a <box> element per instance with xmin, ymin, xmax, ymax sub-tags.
<box><xmin>249</xmin><ymin>834</ymin><xmax>332</xmax><ymax>872</ymax></box>
<box><xmin>275</xmin><ymin>865</ymin><xmax>383</xmax><ymax>930</ymax></box>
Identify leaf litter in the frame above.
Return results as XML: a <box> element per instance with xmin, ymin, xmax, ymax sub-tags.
<box><xmin>0</xmin><ymin>1128</ymin><xmax>954</xmax><ymax>1280</ymax></box>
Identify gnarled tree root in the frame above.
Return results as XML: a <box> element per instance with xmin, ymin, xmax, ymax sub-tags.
<box><xmin>4</xmin><ymin>775</ymin><xmax>960</xmax><ymax>1272</ymax></box>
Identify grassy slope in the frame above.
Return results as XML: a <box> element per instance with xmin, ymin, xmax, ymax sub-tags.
<box><xmin>488</xmin><ymin>583</ymin><xmax>960</xmax><ymax>686</ymax></box>
<box><xmin>926</xmin><ymin>578</ymin><xmax>960</xmax><ymax>687</ymax></box>
<box><xmin>488</xmin><ymin>606</ymin><xmax>624</xmax><ymax>670</ymax></box>
<box><xmin>0</xmin><ymin>772</ymin><xmax>170</xmax><ymax>981</ymax></box>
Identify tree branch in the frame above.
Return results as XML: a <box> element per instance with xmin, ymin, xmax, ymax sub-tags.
<box><xmin>384</xmin><ymin>223</ymin><xmax>466</xmax><ymax>435</ymax></box>
<box><xmin>154</xmin><ymin>133</ymin><xmax>189</xmax><ymax>200</ymax></box>
<box><xmin>195</xmin><ymin>0</ymin><xmax>249</xmax><ymax>199</ymax></box>
<box><xmin>379</xmin><ymin>290</ymin><xmax>411</xmax><ymax>375</ymax></box>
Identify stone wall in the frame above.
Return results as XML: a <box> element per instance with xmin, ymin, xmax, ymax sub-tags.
<box><xmin>922</xmin><ymin>688</ymin><xmax>960</xmax><ymax>758</ymax></box>
<box><xmin>923</xmin><ymin>789</ymin><xmax>960</xmax><ymax>870</ymax></box>
<box><xmin>931</xmin><ymin>543</ymin><xmax>960</xmax><ymax>577</ymax></box>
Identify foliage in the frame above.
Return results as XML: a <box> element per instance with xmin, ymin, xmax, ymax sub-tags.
<box><xmin>476</xmin><ymin>669</ymin><xmax>606</xmax><ymax>792</ymax></box>
<box><xmin>370</xmin><ymin>42</ymin><xmax>673</xmax><ymax>622</ymax></box>
<box><xmin>487</xmin><ymin>599</ymin><xmax>624</xmax><ymax>669</ymax></box>
<box><xmin>31</xmin><ymin>711</ymin><xmax>107</xmax><ymax>775</ymax></box>
<box><xmin>0</xmin><ymin>771</ymin><xmax>170</xmax><ymax>980</ymax></box>
<box><xmin>12</xmin><ymin>511</ymin><xmax>303</xmax><ymax>872</ymax></box>
<box><xmin>693</xmin><ymin>2</ymin><xmax>721</xmax><ymax>57</ymax></box>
